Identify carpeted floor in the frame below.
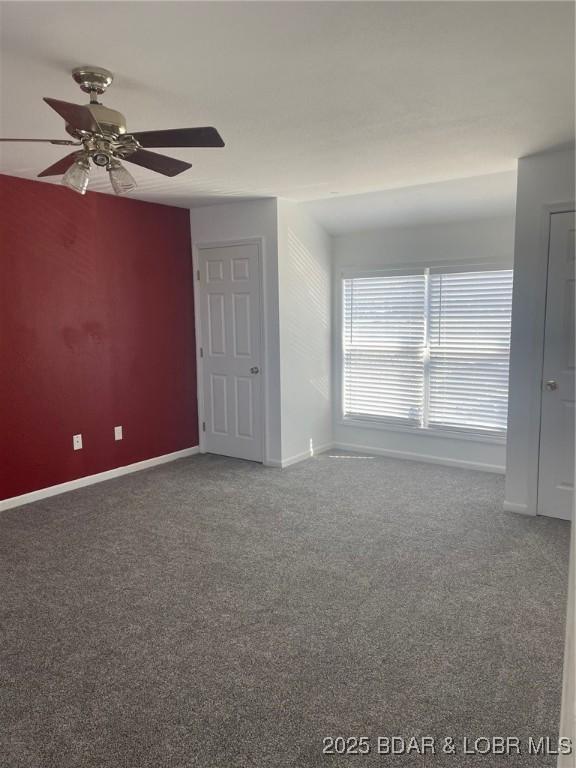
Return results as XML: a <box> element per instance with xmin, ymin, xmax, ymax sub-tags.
<box><xmin>0</xmin><ymin>451</ymin><xmax>570</xmax><ymax>767</ymax></box>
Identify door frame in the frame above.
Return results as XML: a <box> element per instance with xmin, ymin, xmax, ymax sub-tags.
<box><xmin>535</xmin><ymin>203</ymin><xmax>576</xmax><ymax>517</ymax></box>
<box><xmin>192</xmin><ymin>237</ymin><xmax>267</xmax><ymax>462</ymax></box>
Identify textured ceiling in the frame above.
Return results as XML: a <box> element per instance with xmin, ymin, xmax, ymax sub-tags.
<box><xmin>303</xmin><ymin>170</ymin><xmax>518</xmax><ymax>234</ymax></box>
<box><xmin>0</xmin><ymin>2</ymin><xmax>573</xmax><ymax>209</ymax></box>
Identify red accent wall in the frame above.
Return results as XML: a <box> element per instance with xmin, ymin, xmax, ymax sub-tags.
<box><xmin>0</xmin><ymin>174</ymin><xmax>198</xmax><ymax>501</ymax></box>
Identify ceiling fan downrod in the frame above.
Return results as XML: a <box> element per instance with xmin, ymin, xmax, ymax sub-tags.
<box><xmin>71</xmin><ymin>66</ymin><xmax>114</xmax><ymax>104</ymax></box>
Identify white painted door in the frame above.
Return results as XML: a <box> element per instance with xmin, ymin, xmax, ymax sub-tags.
<box><xmin>538</xmin><ymin>210</ymin><xmax>575</xmax><ymax>520</ymax></box>
<box><xmin>198</xmin><ymin>243</ymin><xmax>263</xmax><ymax>462</ymax></box>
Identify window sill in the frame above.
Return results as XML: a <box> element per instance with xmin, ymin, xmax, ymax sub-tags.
<box><xmin>338</xmin><ymin>417</ymin><xmax>507</xmax><ymax>445</ymax></box>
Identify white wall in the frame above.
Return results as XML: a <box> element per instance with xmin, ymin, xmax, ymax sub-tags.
<box><xmin>277</xmin><ymin>200</ymin><xmax>332</xmax><ymax>464</ymax></box>
<box><xmin>332</xmin><ymin>215</ymin><xmax>516</xmax><ymax>472</ymax></box>
<box><xmin>504</xmin><ymin>147</ymin><xmax>576</xmax><ymax>515</ymax></box>
<box><xmin>189</xmin><ymin>200</ymin><xmax>282</xmax><ymax>465</ymax></box>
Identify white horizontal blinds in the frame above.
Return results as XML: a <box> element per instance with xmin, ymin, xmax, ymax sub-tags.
<box><xmin>427</xmin><ymin>269</ymin><xmax>514</xmax><ymax>434</ymax></box>
<box><xmin>343</xmin><ymin>274</ymin><xmax>426</xmax><ymax>424</ymax></box>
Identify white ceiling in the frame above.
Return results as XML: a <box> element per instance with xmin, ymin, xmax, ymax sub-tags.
<box><xmin>0</xmin><ymin>2</ymin><xmax>573</xmax><ymax>209</ymax></box>
<box><xmin>303</xmin><ymin>170</ymin><xmax>518</xmax><ymax>234</ymax></box>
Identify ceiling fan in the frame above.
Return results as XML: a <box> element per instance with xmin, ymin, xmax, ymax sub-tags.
<box><xmin>0</xmin><ymin>66</ymin><xmax>225</xmax><ymax>195</ymax></box>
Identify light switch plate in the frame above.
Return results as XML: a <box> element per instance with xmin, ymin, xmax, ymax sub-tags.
<box><xmin>73</xmin><ymin>434</ymin><xmax>83</xmax><ymax>451</ymax></box>
<box><xmin>114</xmin><ymin>425</ymin><xmax>123</xmax><ymax>441</ymax></box>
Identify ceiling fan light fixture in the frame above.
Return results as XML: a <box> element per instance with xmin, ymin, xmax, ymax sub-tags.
<box><xmin>92</xmin><ymin>151</ymin><xmax>111</xmax><ymax>167</ymax></box>
<box><xmin>61</xmin><ymin>154</ymin><xmax>91</xmax><ymax>195</ymax></box>
<box><xmin>108</xmin><ymin>159</ymin><xmax>136</xmax><ymax>195</ymax></box>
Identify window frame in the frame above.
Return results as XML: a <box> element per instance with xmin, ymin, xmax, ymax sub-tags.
<box><xmin>337</xmin><ymin>259</ymin><xmax>513</xmax><ymax>446</ymax></box>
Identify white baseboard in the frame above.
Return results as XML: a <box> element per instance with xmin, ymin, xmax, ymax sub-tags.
<box><xmin>280</xmin><ymin>452</ymin><xmax>310</xmax><ymax>468</ymax></box>
<box><xmin>332</xmin><ymin>441</ymin><xmax>505</xmax><ymax>474</ymax></box>
<box><xmin>267</xmin><ymin>442</ymin><xmax>334</xmax><ymax>469</ymax></box>
<box><xmin>503</xmin><ymin>500</ymin><xmax>533</xmax><ymax>515</ymax></box>
<box><xmin>0</xmin><ymin>446</ymin><xmax>201</xmax><ymax>511</ymax></box>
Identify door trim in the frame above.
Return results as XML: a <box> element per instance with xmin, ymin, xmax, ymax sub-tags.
<box><xmin>535</xmin><ymin>203</ymin><xmax>576</xmax><ymax>517</ymax></box>
<box><xmin>192</xmin><ymin>238</ymin><xmax>267</xmax><ymax>462</ymax></box>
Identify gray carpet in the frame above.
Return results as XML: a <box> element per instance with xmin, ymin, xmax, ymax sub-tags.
<box><xmin>0</xmin><ymin>451</ymin><xmax>570</xmax><ymax>767</ymax></box>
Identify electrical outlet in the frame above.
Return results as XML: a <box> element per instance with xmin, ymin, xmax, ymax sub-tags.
<box><xmin>73</xmin><ymin>434</ymin><xmax>83</xmax><ymax>451</ymax></box>
<box><xmin>114</xmin><ymin>425</ymin><xmax>123</xmax><ymax>441</ymax></box>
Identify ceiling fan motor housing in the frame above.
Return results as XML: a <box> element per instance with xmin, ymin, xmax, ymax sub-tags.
<box><xmin>65</xmin><ymin>104</ymin><xmax>127</xmax><ymax>139</ymax></box>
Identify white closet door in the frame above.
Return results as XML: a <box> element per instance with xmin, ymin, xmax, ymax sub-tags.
<box><xmin>198</xmin><ymin>243</ymin><xmax>263</xmax><ymax>462</ymax></box>
<box><xmin>538</xmin><ymin>210</ymin><xmax>575</xmax><ymax>520</ymax></box>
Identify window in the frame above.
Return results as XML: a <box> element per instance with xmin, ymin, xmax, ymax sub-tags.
<box><xmin>342</xmin><ymin>267</ymin><xmax>514</xmax><ymax>437</ymax></box>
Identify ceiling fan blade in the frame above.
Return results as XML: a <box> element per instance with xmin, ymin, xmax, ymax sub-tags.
<box><xmin>131</xmin><ymin>127</ymin><xmax>224</xmax><ymax>148</ymax></box>
<box><xmin>44</xmin><ymin>98</ymin><xmax>101</xmax><ymax>133</ymax></box>
<box><xmin>124</xmin><ymin>149</ymin><xmax>192</xmax><ymax>177</ymax></box>
<box><xmin>38</xmin><ymin>152</ymin><xmax>82</xmax><ymax>177</ymax></box>
<box><xmin>0</xmin><ymin>138</ymin><xmax>79</xmax><ymax>145</ymax></box>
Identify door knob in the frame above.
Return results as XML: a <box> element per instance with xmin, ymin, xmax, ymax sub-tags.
<box><xmin>545</xmin><ymin>380</ymin><xmax>558</xmax><ymax>391</ymax></box>
<box><xmin>250</xmin><ymin>366</ymin><xmax>260</xmax><ymax>374</ymax></box>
